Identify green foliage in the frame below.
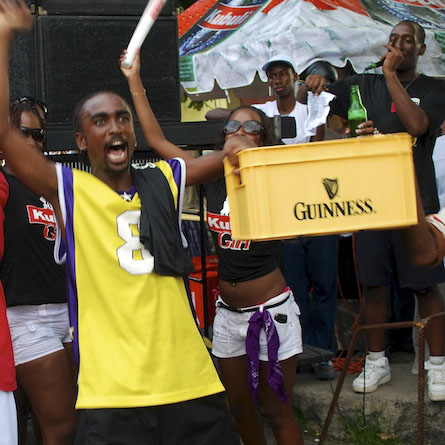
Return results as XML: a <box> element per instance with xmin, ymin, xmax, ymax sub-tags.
<box><xmin>187</xmin><ymin>100</ymin><xmax>205</xmax><ymax>111</ymax></box>
<box><xmin>178</xmin><ymin>0</ymin><xmax>197</xmax><ymax>12</ymax></box>
<box><xmin>295</xmin><ymin>407</ymin><xmax>415</xmax><ymax>444</ymax></box>
<box><xmin>339</xmin><ymin>409</ymin><xmax>414</xmax><ymax>445</ymax></box>
<box><xmin>293</xmin><ymin>406</ymin><xmax>311</xmax><ymax>433</ymax></box>
<box><xmin>180</xmin><ymin>93</ymin><xmax>211</xmax><ymax>112</ymax></box>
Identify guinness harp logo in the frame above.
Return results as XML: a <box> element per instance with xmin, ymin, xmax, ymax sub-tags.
<box><xmin>322</xmin><ymin>178</ymin><xmax>338</xmax><ymax>200</ymax></box>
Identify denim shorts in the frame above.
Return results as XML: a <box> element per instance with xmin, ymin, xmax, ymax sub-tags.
<box><xmin>212</xmin><ymin>289</ymin><xmax>303</xmax><ymax>360</ymax></box>
<box><xmin>7</xmin><ymin>303</ymin><xmax>71</xmax><ymax>366</ymax></box>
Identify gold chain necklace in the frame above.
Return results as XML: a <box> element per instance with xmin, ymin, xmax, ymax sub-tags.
<box><xmin>402</xmin><ymin>74</ymin><xmax>419</xmax><ymax>91</ymax></box>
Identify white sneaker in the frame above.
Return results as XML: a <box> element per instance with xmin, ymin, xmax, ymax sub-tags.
<box><xmin>425</xmin><ymin>360</ymin><xmax>445</xmax><ymax>401</ymax></box>
<box><xmin>352</xmin><ymin>356</ymin><xmax>391</xmax><ymax>393</ymax></box>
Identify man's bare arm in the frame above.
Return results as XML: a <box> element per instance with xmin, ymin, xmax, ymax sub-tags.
<box><xmin>0</xmin><ymin>2</ymin><xmax>62</xmax><ymax>230</ymax></box>
<box><xmin>383</xmin><ymin>45</ymin><xmax>429</xmax><ymax>136</ymax></box>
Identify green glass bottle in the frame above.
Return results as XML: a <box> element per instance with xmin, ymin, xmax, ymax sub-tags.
<box><xmin>348</xmin><ymin>85</ymin><xmax>367</xmax><ymax>137</ymax></box>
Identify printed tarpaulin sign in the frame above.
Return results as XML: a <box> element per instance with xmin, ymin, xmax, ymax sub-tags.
<box><xmin>179</xmin><ymin>0</ymin><xmax>268</xmax><ymax>57</ymax></box>
<box><xmin>359</xmin><ymin>0</ymin><xmax>444</xmax><ymax>30</ymax></box>
<box><xmin>178</xmin><ymin>0</ymin><xmax>445</xmax><ymax>94</ymax></box>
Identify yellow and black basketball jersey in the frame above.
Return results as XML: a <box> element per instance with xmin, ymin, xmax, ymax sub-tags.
<box><xmin>55</xmin><ymin>160</ymin><xmax>223</xmax><ymax>409</ymax></box>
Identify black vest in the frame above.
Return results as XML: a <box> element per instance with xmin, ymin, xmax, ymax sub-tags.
<box><xmin>0</xmin><ymin>169</ymin><xmax>66</xmax><ymax>306</ymax></box>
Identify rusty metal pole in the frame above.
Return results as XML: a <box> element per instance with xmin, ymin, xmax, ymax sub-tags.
<box><xmin>319</xmin><ymin>327</ymin><xmax>362</xmax><ymax>444</ymax></box>
<box><xmin>319</xmin><ymin>312</ymin><xmax>445</xmax><ymax>445</ymax></box>
<box><xmin>417</xmin><ymin>321</ymin><xmax>426</xmax><ymax>445</ymax></box>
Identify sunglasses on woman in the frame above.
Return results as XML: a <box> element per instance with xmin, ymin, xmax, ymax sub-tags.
<box><xmin>19</xmin><ymin>126</ymin><xmax>46</xmax><ymax>143</ymax></box>
<box><xmin>223</xmin><ymin>120</ymin><xmax>262</xmax><ymax>135</ymax></box>
<box><xmin>14</xmin><ymin>96</ymin><xmax>49</xmax><ymax>119</ymax></box>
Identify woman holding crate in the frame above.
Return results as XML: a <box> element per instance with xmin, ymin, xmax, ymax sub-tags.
<box><xmin>120</xmin><ymin>50</ymin><xmax>304</xmax><ymax>445</ymax></box>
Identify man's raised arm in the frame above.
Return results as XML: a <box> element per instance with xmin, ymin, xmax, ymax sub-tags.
<box><xmin>382</xmin><ymin>44</ymin><xmax>429</xmax><ymax>137</ymax></box>
<box><xmin>0</xmin><ymin>1</ymin><xmax>60</xmax><ymax>212</ymax></box>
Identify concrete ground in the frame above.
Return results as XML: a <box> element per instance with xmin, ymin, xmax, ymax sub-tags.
<box><xmin>283</xmin><ymin>351</ymin><xmax>445</xmax><ymax>445</ymax></box>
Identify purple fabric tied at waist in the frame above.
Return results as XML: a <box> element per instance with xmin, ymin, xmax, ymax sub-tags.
<box><xmin>246</xmin><ymin>307</ymin><xmax>287</xmax><ymax>404</ymax></box>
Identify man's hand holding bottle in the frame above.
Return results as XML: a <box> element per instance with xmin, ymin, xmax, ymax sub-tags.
<box><xmin>298</xmin><ymin>74</ymin><xmax>376</xmax><ymax>137</ymax></box>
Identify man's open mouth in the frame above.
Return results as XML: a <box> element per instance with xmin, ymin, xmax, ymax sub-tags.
<box><xmin>106</xmin><ymin>138</ymin><xmax>128</xmax><ymax>163</ymax></box>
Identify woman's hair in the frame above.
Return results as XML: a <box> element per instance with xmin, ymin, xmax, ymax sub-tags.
<box><xmin>9</xmin><ymin>100</ymin><xmax>46</xmax><ymax>132</ymax></box>
<box><xmin>9</xmin><ymin>99</ymin><xmax>47</xmax><ymax>148</ymax></box>
<box><xmin>215</xmin><ymin>105</ymin><xmax>278</xmax><ymax>151</ymax></box>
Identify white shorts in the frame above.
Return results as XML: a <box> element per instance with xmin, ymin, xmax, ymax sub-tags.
<box><xmin>0</xmin><ymin>390</ymin><xmax>17</xmax><ymax>445</ymax></box>
<box><xmin>7</xmin><ymin>303</ymin><xmax>71</xmax><ymax>366</ymax></box>
<box><xmin>212</xmin><ymin>290</ymin><xmax>303</xmax><ymax>360</ymax></box>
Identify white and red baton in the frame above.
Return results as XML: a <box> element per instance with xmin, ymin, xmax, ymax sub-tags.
<box><xmin>121</xmin><ymin>0</ymin><xmax>168</xmax><ymax>68</ymax></box>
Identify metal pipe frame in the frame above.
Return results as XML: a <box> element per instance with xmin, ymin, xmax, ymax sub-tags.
<box><xmin>319</xmin><ymin>311</ymin><xmax>445</xmax><ymax>445</ymax></box>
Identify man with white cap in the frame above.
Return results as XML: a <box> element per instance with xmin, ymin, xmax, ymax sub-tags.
<box><xmin>254</xmin><ymin>55</ymin><xmax>321</xmax><ymax>144</ymax></box>
<box><xmin>207</xmin><ymin>55</ymin><xmax>323</xmax><ymax>143</ymax></box>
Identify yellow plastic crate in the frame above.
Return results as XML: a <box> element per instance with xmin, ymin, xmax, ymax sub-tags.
<box><xmin>224</xmin><ymin>133</ymin><xmax>417</xmax><ymax>241</ymax></box>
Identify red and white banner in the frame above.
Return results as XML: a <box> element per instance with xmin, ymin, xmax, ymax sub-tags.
<box><xmin>178</xmin><ymin>0</ymin><xmax>445</xmax><ymax>93</ymax></box>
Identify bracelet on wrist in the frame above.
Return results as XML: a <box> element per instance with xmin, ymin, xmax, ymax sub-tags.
<box><xmin>130</xmin><ymin>88</ymin><xmax>146</xmax><ymax>97</ymax></box>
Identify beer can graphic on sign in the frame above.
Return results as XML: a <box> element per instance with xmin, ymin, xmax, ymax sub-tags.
<box><xmin>179</xmin><ymin>0</ymin><xmax>267</xmax><ymax>57</ymax></box>
<box><xmin>360</xmin><ymin>0</ymin><xmax>445</xmax><ymax>30</ymax></box>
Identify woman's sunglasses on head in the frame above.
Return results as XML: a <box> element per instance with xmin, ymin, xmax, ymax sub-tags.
<box><xmin>19</xmin><ymin>126</ymin><xmax>46</xmax><ymax>143</ymax></box>
<box><xmin>223</xmin><ymin>120</ymin><xmax>262</xmax><ymax>135</ymax></box>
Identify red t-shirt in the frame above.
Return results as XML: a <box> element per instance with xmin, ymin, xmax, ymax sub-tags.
<box><xmin>0</xmin><ymin>172</ymin><xmax>15</xmax><ymax>392</ymax></box>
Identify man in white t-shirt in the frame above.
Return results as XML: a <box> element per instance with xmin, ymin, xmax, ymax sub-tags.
<box><xmin>253</xmin><ymin>55</ymin><xmax>320</xmax><ymax>144</ymax></box>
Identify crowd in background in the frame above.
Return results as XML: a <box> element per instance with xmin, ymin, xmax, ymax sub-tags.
<box><xmin>0</xmin><ymin>2</ymin><xmax>445</xmax><ymax>445</ymax></box>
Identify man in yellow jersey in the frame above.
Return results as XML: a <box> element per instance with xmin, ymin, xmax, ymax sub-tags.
<box><xmin>0</xmin><ymin>3</ymin><xmax>242</xmax><ymax>443</ymax></box>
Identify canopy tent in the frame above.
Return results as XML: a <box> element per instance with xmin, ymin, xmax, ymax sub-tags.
<box><xmin>178</xmin><ymin>0</ymin><xmax>445</xmax><ymax>97</ymax></box>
